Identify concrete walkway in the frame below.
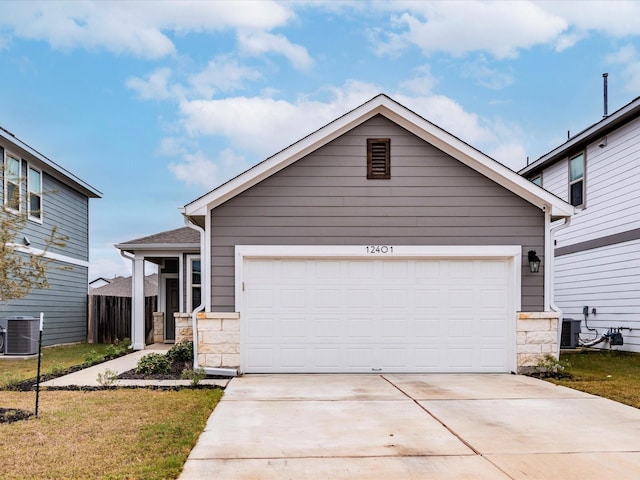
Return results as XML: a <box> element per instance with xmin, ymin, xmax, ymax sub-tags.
<box><xmin>179</xmin><ymin>374</ymin><xmax>640</xmax><ymax>479</ymax></box>
<box><xmin>40</xmin><ymin>345</ymin><xmax>229</xmax><ymax>388</ymax></box>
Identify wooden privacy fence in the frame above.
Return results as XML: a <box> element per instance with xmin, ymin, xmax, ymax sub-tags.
<box><xmin>88</xmin><ymin>295</ymin><xmax>156</xmax><ymax>344</ymax></box>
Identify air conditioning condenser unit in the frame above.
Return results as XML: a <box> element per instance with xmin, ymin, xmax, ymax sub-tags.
<box><xmin>0</xmin><ymin>316</ymin><xmax>39</xmax><ymax>355</ymax></box>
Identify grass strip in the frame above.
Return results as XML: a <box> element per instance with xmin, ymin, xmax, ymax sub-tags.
<box><xmin>1</xmin><ymin>388</ymin><xmax>222</xmax><ymax>479</ymax></box>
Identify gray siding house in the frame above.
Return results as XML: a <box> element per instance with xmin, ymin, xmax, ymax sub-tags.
<box><xmin>121</xmin><ymin>94</ymin><xmax>573</xmax><ymax>374</ymax></box>
<box><xmin>0</xmin><ymin>127</ymin><xmax>101</xmax><ymax>346</ymax></box>
<box><xmin>520</xmin><ymin>96</ymin><xmax>640</xmax><ymax>353</ymax></box>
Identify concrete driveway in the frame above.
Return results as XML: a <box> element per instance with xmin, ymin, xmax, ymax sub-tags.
<box><xmin>179</xmin><ymin>374</ymin><xmax>640</xmax><ymax>479</ymax></box>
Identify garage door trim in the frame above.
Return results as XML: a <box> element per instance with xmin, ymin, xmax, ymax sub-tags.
<box><xmin>236</xmin><ymin>245</ymin><xmax>522</xmax><ymax>373</ymax></box>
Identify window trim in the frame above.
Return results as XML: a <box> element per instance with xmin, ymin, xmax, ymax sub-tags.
<box><xmin>186</xmin><ymin>255</ymin><xmax>202</xmax><ymax>313</ymax></box>
<box><xmin>569</xmin><ymin>152</ymin><xmax>585</xmax><ymax>208</ymax></box>
<box><xmin>28</xmin><ymin>164</ymin><xmax>43</xmax><ymax>223</ymax></box>
<box><xmin>4</xmin><ymin>151</ymin><xmax>22</xmax><ymax>213</ymax></box>
<box><xmin>367</xmin><ymin>138</ymin><xmax>391</xmax><ymax>179</ymax></box>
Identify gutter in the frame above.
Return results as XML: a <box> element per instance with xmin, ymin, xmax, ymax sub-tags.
<box><xmin>184</xmin><ymin>216</ymin><xmax>237</xmax><ymax>377</ymax></box>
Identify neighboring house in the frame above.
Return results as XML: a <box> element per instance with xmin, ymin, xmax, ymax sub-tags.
<box><xmin>88</xmin><ymin>276</ymin><xmax>112</xmax><ymax>290</ymax></box>
<box><xmin>118</xmin><ymin>94</ymin><xmax>573</xmax><ymax>374</ymax></box>
<box><xmin>520</xmin><ymin>96</ymin><xmax>640</xmax><ymax>353</ymax></box>
<box><xmin>0</xmin><ymin>126</ymin><xmax>101</xmax><ymax>346</ymax></box>
<box><xmin>89</xmin><ymin>274</ymin><xmax>158</xmax><ymax>297</ymax></box>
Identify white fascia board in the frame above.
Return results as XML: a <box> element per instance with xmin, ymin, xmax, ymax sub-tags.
<box><xmin>382</xmin><ymin>101</ymin><xmax>574</xmax><ymax>218</ymax></box>
<box><xmin>184</xmin><ymin>100</ymin><xmax>384</xmax><ymax>216</ymax></box>
<box><xmin>114</xmin><ymin>243</ymin><xmax>199</xmax><ymax>253</ymax></box>
<box><xmin>184</xmin><ymin>94</ymin><xmax>573</xmax><ymax>219</ymax></box>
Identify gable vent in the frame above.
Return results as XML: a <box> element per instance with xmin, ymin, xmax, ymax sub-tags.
<box><xmin>367</xmin><ymin>138</ymin><xmax>391</xmax><ymax>179</ymax></box>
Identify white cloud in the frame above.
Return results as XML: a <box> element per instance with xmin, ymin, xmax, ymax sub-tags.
<box><xmin>489</xmin><ymin>141</ymin><xmax>528</xmax><ymax>171</ymax></box>
<box><xmin>374</xmin><ymin>1</ymin><xmax>567</xmax><ymax>60</ymax></box>
<box><xmin>188</xmin><ymin>57</ymin><xmax>262</xmax><ymax>98</ymax></box>
<box><xmin>168</xmin><ymin>149</ymin><xmax>248</xmax><ymax>189</ymax></box>
<box><xmin>178</xmin><ymin>83</ymin><xmax>379</xmax><ymax>157</ymax></box>
<box><xmin>126</xmin><ymin>68</ymin><xmax>183</xmax><ymax>101</ymax></box>
<box><xmin>237</xmin><ymin>30</ymin><xmax>313</xmax><ymax>70</ymax></box>
<box><xmin>540</xmin><ymin>1</ymin><xmax>640</xmax><ymax>38</ymax></box>
<box><xmin>0</xmin><ymin>0</ymin><xmax>295</xmax><ymax>59</ymax></box>
<box><xmin>606</xmin><ymin>44</ymin><xmax>640</xmax><ymax>94</ymax></box>
<box><xmin>175</xmin><ymin>78</ymin><xmax>525</xmax><ymax>173</ymax></box>
<box><xmin>461</xmin><ymin>56</ymin><xmax>514</xmax><ymax>90</ymax></box>
<box><xmin>399</xmin><ymin>65</ymin><xmax>438</xmax><ymax>95</ymax></box>
<box><xmin>395</xmin><ymin>93</ymin><xmax>497</xmax><ymax>145</ymax></box>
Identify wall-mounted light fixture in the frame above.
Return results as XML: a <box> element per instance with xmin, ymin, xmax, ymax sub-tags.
<box><xmin>528</xmin><ymin>250</ymin><xmax>541</xmax><ymax>273</ymax></box>
<box><xmin>23</xmin><ymin>236</ymin><xmax>31</xmax><ymax>246</ymax></box>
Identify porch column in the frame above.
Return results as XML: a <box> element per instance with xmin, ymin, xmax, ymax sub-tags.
<box><xmin>131</xmin><ymin>255</ymin><xmax>146</xmax><ymax>350</ymax></box>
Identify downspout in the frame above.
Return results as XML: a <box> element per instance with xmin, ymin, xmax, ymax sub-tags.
<box><xmin>548</xmin><ymin>213</ymin><xmax>572</xmax><ymax>357</ymax></box>
<box><xmin>184</xmin><ymin>216</ymin><xmax>237</xmax><ymax>377</ymax></box>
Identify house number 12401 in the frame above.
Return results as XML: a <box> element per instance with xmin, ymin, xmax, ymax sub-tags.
<box><xmin>366</xmin><ymin>245</ymin><xmax>394</xmax><ymax>254</ymax></box>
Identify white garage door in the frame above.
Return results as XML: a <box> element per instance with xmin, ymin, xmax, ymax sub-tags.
<box><xmin>242</xmin><ymin>257</ymin><xmax>513</xmax><ymax>373</ymax></box>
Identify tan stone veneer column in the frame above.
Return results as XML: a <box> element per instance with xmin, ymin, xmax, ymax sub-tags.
<box><xmin>174</xmin><ymin>313</ymin><xmax>193</xmax><ymax>344</ymax></box>
<box><xmin>516</xmin><ymin>311</ymin><xmax>560</xmax><ymax>373</ymax></box>
<box><xmin>152</xmin><ymin>312</ymin><xmax>164</xmax><ymax>343</ymax></box>
<box><xmin>196</xmin><ymin>312</ymin><xmax>240</xmax><ymax>369</ymax></box>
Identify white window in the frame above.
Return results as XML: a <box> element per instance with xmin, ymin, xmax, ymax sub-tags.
<box><xmin>28</xmin><ymin>166</ymin><xmax>42</xmax><ymax>221</ymax></box>
<box><xmin>569</xmin><ymin>153</ymin><xmax>585</xmax><ymax>207</ymax></box>
<box><xmin>4</xmin><ymin>152</ymin><xmax>21</xmax><ymax>212</ymax></box>
<box><xmin>187</xmin><ymin>256</ymin><xmax>202</xmax><ymax>312</ymax></box>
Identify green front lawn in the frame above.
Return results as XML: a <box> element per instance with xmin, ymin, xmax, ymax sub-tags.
<box><xmin>1</xmin><ymin>342</ymin><xmax>223</xmax><ymax>479</ymax></box>
<box><xmin>549</xmin><ymin>349</ymin><xmax>640</xmax><ymax>408</ymax></box>
<box><xmin>0</xmin><ymin>343</ymin><xmax>113</xmax><ymax>388</ymax></box>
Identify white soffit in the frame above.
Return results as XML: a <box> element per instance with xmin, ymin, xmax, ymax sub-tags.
<box><xmin>184</xmin><ymin>94</ymin><xmax>573</xmax><ymax>219</ymax></box>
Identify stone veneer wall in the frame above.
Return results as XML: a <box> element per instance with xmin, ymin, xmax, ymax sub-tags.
<box><xmin>152</xmin><ymin>312</ymin><xmax>164</xmax><ymax>343</ymax></box>
<box><xmin>174</xmin><ymin>313</ymin><xmax>193</xmax><ymax>344</ymax></box>
<box><xmin>196</xmin><ymin>312</ymin><xmax>240</xmax><ymax>369</ymax></box>
<box><xmin>516</xmin><ymin>311</ymin><xmax>560</xmax><ymax>373</ymax></box>
<box><xmin>178</xmin><ymin>311</ymin><xmax>559</xmax><ymax>374</ymax></box>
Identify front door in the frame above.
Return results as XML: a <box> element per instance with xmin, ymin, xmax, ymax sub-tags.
<box><xmin>165</xmin><ymin>278</ymin><xmax>179</xmax><ymax>342</ymax></box>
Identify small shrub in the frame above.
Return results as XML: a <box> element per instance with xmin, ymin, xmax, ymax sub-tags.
<box><xmin>96</xmin><ymin>369</ymin><xmax>119</xmax><ymax>387</ymax></box>
<box><xmin>83</xmin><ymin>350</ymin><xmax>103</xmax><ymax>365</ymax></box>
<box><xmin>181</xmin><ymin>367</ymin><xmax>206</xmax><ymax>386</ymax></box>
<box><xmin>533</xmin><ymin>354</ymin><xmax>571</xmax><ymax>379</ymax></box>
<box><xmin>47</xmin><ymin>362</ymin><xmax>65</xmax><ymax>376</ymax></box>
<box><xmin>105</xmin><ymin>338</ymin><xmax>132</xmax><ymax>358</ymax></box>
<box><xmin>136</xmin><ymin>353</ymin><xmax>170</xmax><ymax>375</ymax></box>
<box><xmin>166</xmin><ymin>341</ymin><xmax>193</xmax><ymax>363</ymax></box>
<box><xmin>0</xmin><ymin>371</ymin><xmax>23</xmax><ymax>390</ymax></box>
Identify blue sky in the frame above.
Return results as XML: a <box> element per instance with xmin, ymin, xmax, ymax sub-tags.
<box><xmin>0</xmin><ymin>1</ymin><xmax>639</xmax><ymax>280</ymax></box>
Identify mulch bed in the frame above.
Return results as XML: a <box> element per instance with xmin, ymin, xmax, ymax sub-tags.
<box><xmin>0</xmin><ymin>407</ymin><xmax>33</xmax><ymax>424</ymax></box>
<box><xmin>117</xmin><ymin>360</ymin><xmax>192</xmax><ymax>380</ymax></box>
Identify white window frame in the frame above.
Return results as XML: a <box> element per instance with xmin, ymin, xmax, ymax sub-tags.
<box><xmin>186</xmin><ymin>254</ymin><xmax>202</xmax><ymax>313</ymax></box>
<box><xmin>4</xmin><ymin>152</ymin><xmax>21</xmax><ymax>213</ymax></box>
<box><xmin>27</xmin><ymin>164</ymin><xmax>43</xmax><ymax>222</ymax></box>
<box><xmin>569</xmin><ymin>153</ymin><xmax>585</xmax><ymax>208</ymax></box>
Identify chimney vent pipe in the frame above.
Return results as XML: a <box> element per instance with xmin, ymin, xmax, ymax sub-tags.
<box><xmin>603</xmin><ymin>73</ymin><xmax>609</xmax><ymax>118</ymax></box>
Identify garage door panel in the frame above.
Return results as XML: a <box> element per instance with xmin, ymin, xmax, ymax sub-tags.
<box><xmin>243</xmin><ymin>257</ymin><xmax>512</xmax><ymax>373</ymax></box>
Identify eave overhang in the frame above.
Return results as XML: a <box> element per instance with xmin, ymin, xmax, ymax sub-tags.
<box><xmin>184</xmin><ymin>94</ymin><xmax>573</xmax><ymax>220</ymax></box>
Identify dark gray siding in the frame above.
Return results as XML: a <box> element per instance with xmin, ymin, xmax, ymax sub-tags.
<box><xmin>22</xmin><ymin>173</ymin><xmax>90</xmax><ymax>261</ymax></box>
<box><xmin>210</xmin><ymin>115</ymin><xmax>545</xmax><ymax>311</ymax></box>
<box><xmin>0</xmin><ymin>142</ymin><xmax>91</xmax><ymax>345</ymax></box>
<box><xmin>0</xmin><ymin>258</ymin><xmax>88</xmax><ymax>346</ymax></box>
